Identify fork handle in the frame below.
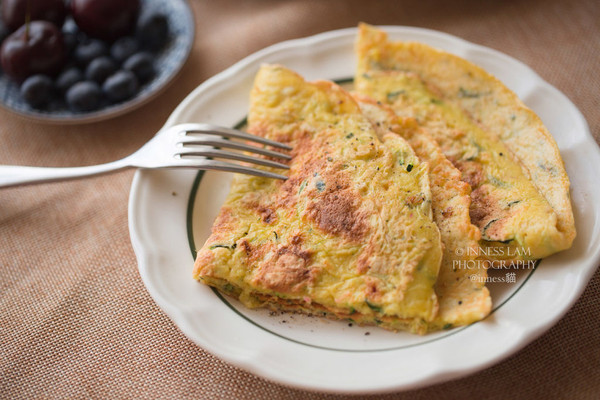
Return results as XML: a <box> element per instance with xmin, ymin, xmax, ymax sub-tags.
<box><xmin>0</xmin><ymin>158</ymin><xmax>132</xmax><ymax>188</ymax></box>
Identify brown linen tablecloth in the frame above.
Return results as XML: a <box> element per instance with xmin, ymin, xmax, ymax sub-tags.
<box><xmin>1</xmin><ymin>0</ymin><xmax>599</xmax><ymax>398</ymax></box>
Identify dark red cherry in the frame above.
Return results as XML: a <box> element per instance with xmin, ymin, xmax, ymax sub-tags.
<box><xmin>1</xmin><ymin>0</ymin><xmax>66</xmax><ymax>32</ymax></box>
<box><xmin>0</xmin><ymin>21</ymin><xmax>65</xmax><ymax>82</ymax></box>
<box><xmin>71</xmin><ymin>0</ymin><xmax>140</xmax><ymax>42</ymax></box>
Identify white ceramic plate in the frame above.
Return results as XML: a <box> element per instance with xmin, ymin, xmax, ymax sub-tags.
<box><xmin>128</xmin><ymin>26</ymin><xmax>600</xmax><ymax>394</ymax></box>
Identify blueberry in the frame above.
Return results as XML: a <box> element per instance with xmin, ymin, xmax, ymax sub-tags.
<box><xmin>123</xmin><ymin>52</ymin><xmax>155</xmax><ymax>83</ymax></box>
<box><xmin>56</xmin><ymin>67</ymin><xmax>84</xmax><ymax>93</ymax></box>
<box><xmin>63</xmin><ymin>32</ymin><xmax>79</xmax><ymax>55</ymax></box>
<box><xmin>20</xmin><ymin>75</ymin><xmax>54</xmax><ymax>109</ymax></box>
<box><xmin>62</xmin><ymin>17</ymin><xmax>79</xmax><ymax>34</ymax></box>
<box><xmin>66</xmin><ymin>81</ymin><xmax>102</xmax><ymax>112</ymax></box>
<box><xmin>74</xmin><ymin>39</ymin><xmax>109</xmax><ymax>67</ymax></box>
<box><xmin>111</xmin><ymin>36</ymin><xmax>139</xmax><ymax>63</ymax></box>
<box><xmin>102</xmin><ymin>70</ymin><xmax>139</xmax><ymax>102</ymax></box>
<box><xmin>62</xmin><ymin>17</ymin><xmax>81</xmax><ymax>54</ymax></box>
<box><xmin>85</xmin><ymin>56</ymin><xmax>117</xmax><ymax>83</ymax></box>
<box><xmin>137</xmin><ymin>13</ymin><xmax>169</xmax><ymax>52</ymax></box>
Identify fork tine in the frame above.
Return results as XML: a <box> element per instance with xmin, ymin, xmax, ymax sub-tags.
<box><xmin>177</xmin><ymin>148</ymin><xmax>290</xmax><ymax>169</ymax></box>
<box><xmin>180</xmin><ymin>137</ymin><xmax>292</xmax><ymax>160</ymax></box>
<box><xmin>195</xmin><ymin>159</ymin><xmax>288</xmax><ymax>180</ymax></box>
<box><xmin>184</xmin><ymin>123</ymin><xmax>292</xmax><ymax>150</ymax></box>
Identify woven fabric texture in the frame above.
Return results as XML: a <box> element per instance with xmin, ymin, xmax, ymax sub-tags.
<box><xmin>1</xmin><ymin>0</ymin><xmax>599</xmax><ymax>398</ymax></box>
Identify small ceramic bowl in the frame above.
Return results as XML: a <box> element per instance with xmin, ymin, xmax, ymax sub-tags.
<box><xmin>0</xmin><ymin>0</ymin><xmax>194</xmax><ymax>124</ymax></box>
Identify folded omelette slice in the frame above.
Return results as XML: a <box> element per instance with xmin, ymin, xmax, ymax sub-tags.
<box><xmin>194</xmin><ymin>64</ymin><xmax>443</xmax><ymax>334</ymax></box>
<box><xmin>354</xmin><ymin>94</ymin><xmax>491</xmax><ymax>330</ymax></box>
<box><xmin>355</xmin><ymin>23</ymin><xmax>576</xmax><ymax>260</ymax></box>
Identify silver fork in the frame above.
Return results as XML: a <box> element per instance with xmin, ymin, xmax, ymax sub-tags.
<box><xmin>0</xmin><ymin>123</ymin><xmax>291</xmax><ymax>188</ymax></box>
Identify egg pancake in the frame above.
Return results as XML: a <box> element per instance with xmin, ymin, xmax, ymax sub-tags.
<box><xmin>355</xmin><ymin>23</ymin><xmax>576</xmax><ymax>260</ymax></box>
<box><xmin>194</xmin><ymin>64</ymin><xmax>443</xmax><ymax>334</ymax></box>
<box><xmin>354</xmin><ymin>94</ymin><xmax>491</xmax><ymax>330</ymax></box>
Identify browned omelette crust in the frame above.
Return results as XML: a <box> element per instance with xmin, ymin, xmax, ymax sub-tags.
<box><xmin>355</xmin><ymin>23</ymin><xmax>576</xmax><ymax>260</ymax></box>
<box><xmin>354</xmin><ymin>94</ymin><xmax>491</xmax><ymax>329</ymax></box>
<box><xmin>194</xmin><ymin>65</ymin><xmax>443</xmax><ymax>334</ymax></box>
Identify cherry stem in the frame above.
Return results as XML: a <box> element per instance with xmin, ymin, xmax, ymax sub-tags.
<box><xmin>24</xmin><ymin>0</ymin><xmax>32</xmax><ymax>40</ymax></box>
